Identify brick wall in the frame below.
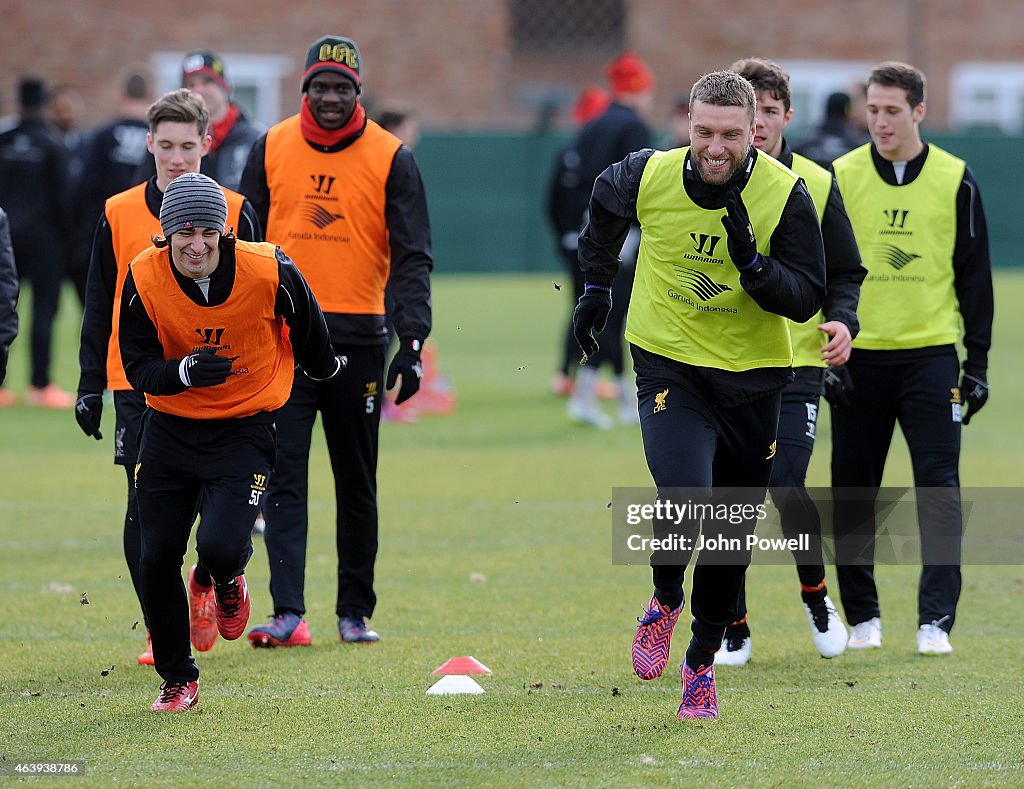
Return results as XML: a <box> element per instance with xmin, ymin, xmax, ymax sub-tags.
<box><xmin>2</xmin><ymin>0</ymin><xmax>1022</xmax><ymax>131</ymax></box>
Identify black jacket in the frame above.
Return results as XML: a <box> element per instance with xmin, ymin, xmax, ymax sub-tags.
<box><xmin>0</xmin><ymin>119</ymin><xmax>70</xmax><ymax>245</ymax></box>
<box><xmin>77</xmin><ymin>177</ymin><xmax>262</xmax><ymax>395</ymax></box>
<box><xmin>119</xmin><ymin>242</ymin><xmax>339</xmax><ymax>405</ymax></box>
<box><xmin>575</xmin><ymin>102</ymin><xmax>652</xmax><ymax>197</ymax></box>
<box><xmin>546</xmin><ymin>142</ymin><xmax>589</xmax><ymax>253</ymax></box>
<box><xmin>779</xmin><ymin>140</ymin><xmax>866</xmax><ymax>339</ymax></box>
<box><xmin>0</xmin><ymin>207</ymin><xmax>18</xmax><ymax>383</ymax></box>
<box><xmin>793</xmin><ymin>118</ymin><xmax>869</xmax><ymax>169</ymax></box>
<box><xmin>75</xmin><ymin>117</ymin><xmax>150</xmax><ymax>258</ymax></box>
<box><xmin>240</xmin><ymin>117</ymin><xmax>432</xmax><ymax>347</ymax></box>
<box><xmin>545</xmin><ymin>102</ymin><xmax>652</xmax><ymax>255</ymax></box>
<box><xmin>571</xmin><ymin>102</ymin><xmax>652</xmax><ymax>259</ymax></box>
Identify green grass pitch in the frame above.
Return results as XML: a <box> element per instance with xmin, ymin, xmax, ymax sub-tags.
<box><xmin>0</xmin><ymin>273</ymin><xmax>1022</xmax><ymax>786</ymax></box>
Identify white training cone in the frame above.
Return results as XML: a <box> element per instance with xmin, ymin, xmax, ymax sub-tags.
<box><xmin>426</xmin><ymin>675</ymin><xmax>485</xmax><ymax>695</ymax></box>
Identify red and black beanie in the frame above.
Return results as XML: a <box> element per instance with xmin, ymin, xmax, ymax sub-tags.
<box><xmin>301</xmin><ymin>36</ymin><xmax>362</xmax><ymax>94</ymax></box>
<box><xmin>182</xmin><ymin>50</ymin><xmax>230</xmax><ymax>93</ymax></box>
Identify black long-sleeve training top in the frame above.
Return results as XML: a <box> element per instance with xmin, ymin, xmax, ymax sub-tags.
<box><xmin>778</xmin><ymin>139</ymin><xmax>866</xmax><ymax>339</ymax></box>
<box><xmin>118</xmin><ymin>243</ymin><xmax>338</xmax><ymax>402</ymax></box>
<box><xmin>580</xmin><ymin>146</ymin><xmax>826</xmax><ymax>323</ymax></box>
<box><xmin>578</xmin><ymin>145</ymin><xmax>827</xmax><ymax>402</ymax></box>
<box><xmin>0</xmin><ymin>207</ymin><xmax>19</xmax><ymax>354</ymax></box>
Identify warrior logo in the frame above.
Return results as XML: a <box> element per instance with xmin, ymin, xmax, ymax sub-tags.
<box><xmin>194</xmin><ymin>327</ymin><xmax>226</xmax><ymax>345</ymax></box>
<box><xmin>689</xmin><ymin>232</ymin><xmax>722</xmax><ymax>257</ymax></box>
<box><xmin>310</xmin><ymin>174</ymin><xmax>336</xmax><ymax>194</ymax></box>
<box><xmin>884</xmin><ymin>208</ymin><xmax>909</xmax><ymax>229</ymax></box>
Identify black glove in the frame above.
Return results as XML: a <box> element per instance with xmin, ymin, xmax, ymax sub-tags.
<box><xmin>180</xmin><ymin>350</ymin><xmax>233</xmax><ymax>388</ymax></box>
<box><xmin>961</xmin><ymin>371</ymin><xmax>989</xmax><ymax>426</ymax></box>
<box><xmin>721</xmin><ymin>188</ymin><xmax>759</xmax><ymax>271</ymax></box>
<box><xmin>386</xmin><ymin>339</ymin><xmax>423</xmax><ymax>405</ymax></box>
<box><xmin>75</xmin><ymin>392</ymin><xmax>104</xmax><ymax>440</ymax></box>
<box><xmin>572</xmin><ymin>284</ymin><xmax>613</xmax><ymax>362</ymax></box>
<box><xmin>823</xmin><ymin>365</ymin><xmax>854</xmax><ymax>409</ymax></box>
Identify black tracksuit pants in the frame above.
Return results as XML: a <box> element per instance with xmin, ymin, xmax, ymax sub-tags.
<box><xmin>830</xmin><ymin>347</ymin><xmax>962</xmax><ymax>633</ymax></box>
<box><xmin>263</xmin><ymin>345</ymin><xmax>385</xmax><ymax>620</ymax></box>
<box><xmin>633</xmin><ymin>346</ymin><xmax>780</xmax><ymax>653</ymax></box>
<box><xmin>734</xmin><ymin>370</ymin><xmax>828</xmax><ymax>624</ymax></box>
<box><xmin>114</xmin><ymin>390</ymin><xmax>147</xmax><ymax>628</ymax></box>
<box><xmin>11</xmin><ymin>236</ymin><xmax>62</xmax><ymax>389</ymax></box>
<box><xmin>136</xmin><ymin>409</ymin><xmax>274</xmax><ymax>683</ymax></box>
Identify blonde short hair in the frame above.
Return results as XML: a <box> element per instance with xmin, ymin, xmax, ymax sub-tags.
<box><xmin>689</xmin><ymin>71</ymin><xmax>756</xmax><ymax>122</ymax></box>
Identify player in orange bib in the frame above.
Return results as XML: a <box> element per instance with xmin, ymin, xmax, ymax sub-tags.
<box><xmin>240</xmin><ymin>35</ymin><xmax>433</xmax><ymax>647</ymax></box>
<box><xmin>118</xmin><ymin>173</ymin><xmax>343</xmax><ymax>712</ymax></box>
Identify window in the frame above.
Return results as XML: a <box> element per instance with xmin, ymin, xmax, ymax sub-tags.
<box><xmin>151</xmin><ymin>51</ymin><xmax>294</xmax><ymax>128</ymax></box>
<box><xmin>781</xmin><ymin>60</ymin><xmax>874</xmax><ymax>136</ymax></box>
<box><xmin>950</xmin><ymin>62</ymin><xmax>1024</xmax><ymax>133</ymax></box>
<box><xmin>510</xmin><ymin>0</ymin><xmax>624</xmax><ymax>52</ymax></box>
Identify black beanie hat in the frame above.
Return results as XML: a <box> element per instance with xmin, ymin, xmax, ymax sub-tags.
<box><xmin>301</xmin><ymin>36</ymin><xmax>362</xmax><ymax>93</ymax></box>
<box><xmin>18</xmin><ymin>77</ymin><xmax>49</xmax><ymax>109</ymax></box>
<box><xmin>160</xmin><ymin>173</ymin><xmax>228</xmax><ymax>237</ymax></box>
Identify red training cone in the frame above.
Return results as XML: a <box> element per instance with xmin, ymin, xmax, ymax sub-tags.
<box><xmin>433</xmin><ymin>656</ymin><xmax>492</xmax><ymax>675</ymax></box>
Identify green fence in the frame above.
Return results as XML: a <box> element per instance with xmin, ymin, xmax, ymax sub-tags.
<box><xmin>415</xmin><ymin>132</ymin><xmax>569</xmax><ymax>274</ymax></box>
<box><xmin>415</xmin><ymin>132</ymin><xmax>1022</xmax><ymax>273</ymax></box>
<box><xmin>929</xmin><ymin>135</ymin><xmax>1020</xmax><ymax>271</ymax></box>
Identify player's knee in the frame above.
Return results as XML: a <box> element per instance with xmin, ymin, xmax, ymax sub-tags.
<box><xmin>912</xmin><ymin>452</ymin><xmax>960</xmax><ymax>487</ymax></box>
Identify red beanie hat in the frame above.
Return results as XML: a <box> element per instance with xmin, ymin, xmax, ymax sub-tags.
<box><xmin>572</xmin><ymin>85</ymin><xmax>610</xmax><ymax>125</ymax></box>
<box><xmin>606</xmin><ymin>51</ymin><xmax>654</xmax><ymax>96</ymax></box>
